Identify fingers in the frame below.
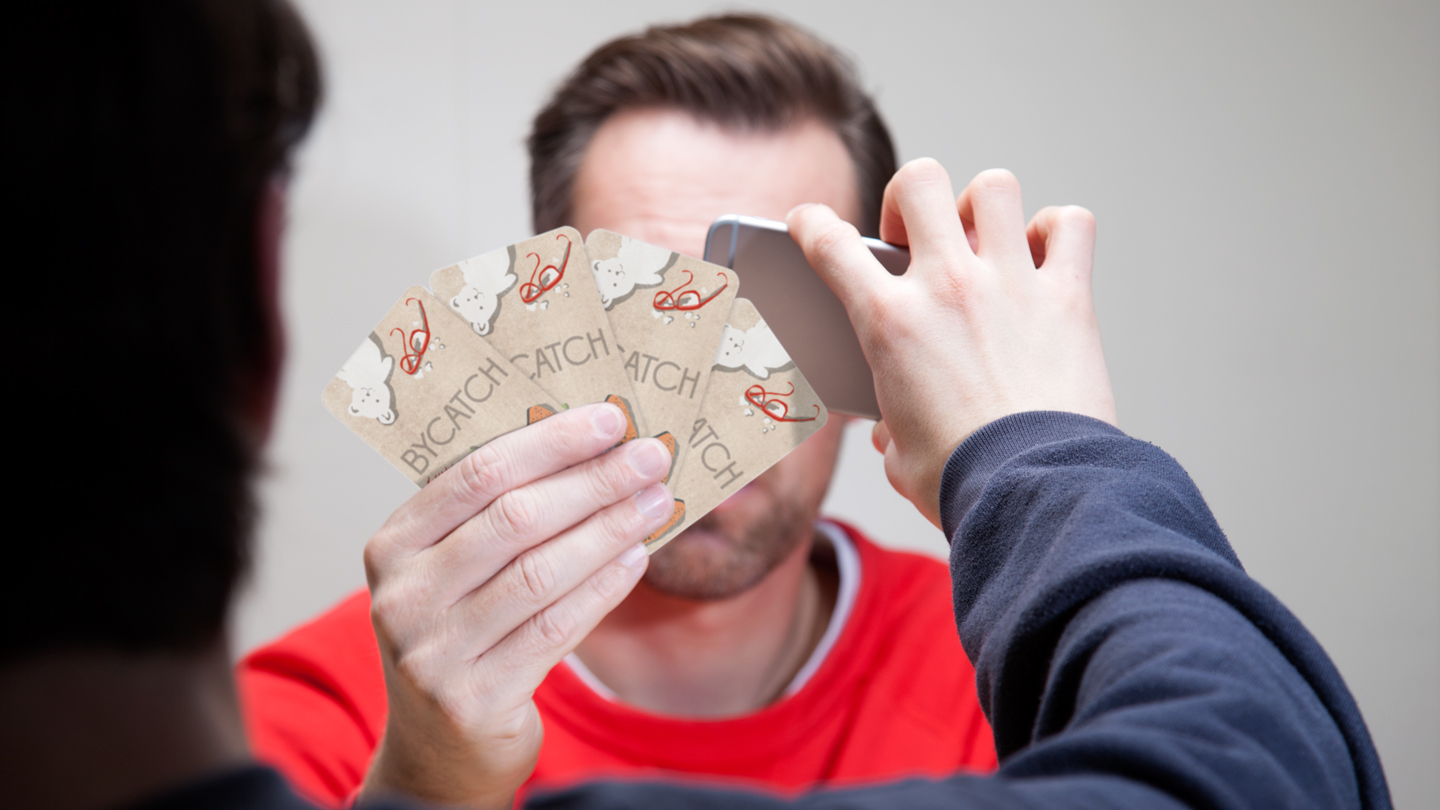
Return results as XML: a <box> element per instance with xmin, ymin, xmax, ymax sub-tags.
<box><xmin>872</xmin><ymin>419</ymin><xmax>891</xmax><ymax>454</ymax></box>
<box><xmin>423</xmin><ymin>435</ymin><xmax>671</xmax><ymax>599</ymax></box>
<box><xmin>374</xmin><ymin>402</ymin><xmax>630</xmax><ymax>557</ymax></box>
<box><xmin>956</xmin><ymin>169</ymin><xmax>1032</xmax><ymax>270</ymax></box>
<box><xmin>448</xmin><ymin>485</ymin><xmax>672</xmax><ymax>660</ymax></box>
<box><xmin>474</xmin><ymin>543</ymin><xmax>649</xmax><ymax>706</ymax></box>
<box><xmin>786</xmin><ymin>202</ymin><xmax>890</xmax><ymax>311</ymax></box>
<box><xmin>878</xmin><ymin>158</ymin><xmax>968</xmax><ymax>262</ymax></box>
<box><xmin>422</xmin><ymin>438</ymin><xmax>673</xmax><ymax>600</ymax></box>
<box><xmin>1026</xmin><ymin>205</ymin><xmax>1096</xmax><ymax>280</ymax></box>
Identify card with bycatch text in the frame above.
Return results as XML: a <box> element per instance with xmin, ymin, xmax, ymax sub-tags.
<box><xmin>322</xmin><ymin>287</ymin><xmax>558</xmax><ymax>487</ymax></box>
<box><xmin>325</xmin><ymin>234</ymin><xmax>827</xmax><ymax>555</ymax></box>
<box><xmin>585</xmin><ymin>229</ymin><xmax>738</xmax><ymax>486</ymax></box>
<box><xmin>644</xmin><ymin>298</ymin><xmax>828</xmax><ymax>551</ymax></box>
<box><xmin>428</xmin><ymin>227</ymin><xmax>645</xmax><ymax>436</ymax></box>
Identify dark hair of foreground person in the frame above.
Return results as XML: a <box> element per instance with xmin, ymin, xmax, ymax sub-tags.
<box><xmin>7</xmin><ymin>0</ymin><xmax>318</xmax><ymax>662</ymax></box>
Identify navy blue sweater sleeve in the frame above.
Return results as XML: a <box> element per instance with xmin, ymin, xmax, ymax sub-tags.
<box><xmin>527</xmin><ymin>412</ymin><xmax>1390</xmax><ymax>810</ymax></box>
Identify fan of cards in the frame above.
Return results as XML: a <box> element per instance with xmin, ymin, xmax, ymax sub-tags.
<box><xmin>323</xmin><ymin>227</ymin><xmax>828</xmax><ymax>551</ymax></box>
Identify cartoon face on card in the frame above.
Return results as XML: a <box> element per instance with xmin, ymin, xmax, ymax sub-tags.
<box><xmin>644</xmin><ymin>298</ymin><xmax>827</xmax><ymax>551</ymax></box>
<box><xmin>323</xmin><ymin>287</ymin><xmax>557</xmax><ymax>487</ymax></box>
<box><xmin>429</xmin><ymin>228</ymin><xmax>640</xmax><ymax>428</ymax></box>
<box><xmin>585</xmin><ymin>229</ymin><xmax>738</xmax><ymax>482</ymax></box>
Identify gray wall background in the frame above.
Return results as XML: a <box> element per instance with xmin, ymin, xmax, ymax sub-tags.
<box><xmin>233</xmin><ymin>1</ymin><xmax>1439</xmax><ymax>805</ymax></box>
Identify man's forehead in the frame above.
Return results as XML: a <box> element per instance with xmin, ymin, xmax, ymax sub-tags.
<box><xmin>571</xmin><ymin>107</ymin><xmax>861</xmax><ymax>259</ymax></box>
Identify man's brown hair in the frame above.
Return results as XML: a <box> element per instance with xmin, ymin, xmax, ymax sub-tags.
<box><xmin>528</xmin><ymin>13</ymin><xmax>897</xmax><ymax>237</ymax></box>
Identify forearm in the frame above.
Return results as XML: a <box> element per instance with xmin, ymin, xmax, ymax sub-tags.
<box><xmin>946</xmin><ymin>411</ymin><xmax>1386</xmax><ymax>809</ymax></box>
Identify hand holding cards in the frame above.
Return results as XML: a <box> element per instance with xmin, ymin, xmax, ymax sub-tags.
<box><xmin>324</xmin><ymin>228</ymin><xmax>827</xmax><ymax>552</ymax></box>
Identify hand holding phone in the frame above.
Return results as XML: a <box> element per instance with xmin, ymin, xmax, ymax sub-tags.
<box><xmin>703</xmin><ymin>214</ymin><xmax>907</xmax><ymax>420</ymax></box>
<box><xmin>785</xmin><ymin>162</ymin><xmax>1116</xmax><ymax>526</ymax></box>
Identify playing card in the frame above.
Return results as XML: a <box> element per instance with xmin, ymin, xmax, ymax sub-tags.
<box><xmin>428</xmin><ymin>227</ymin><xmax>645</xmax><ymax>437</ymax></box>
<box><xmin>585</xmin><ymin>229</ymin><xmax>738</xmax><ymax>485</ymax></box>
<box><xmin>322</xmin><ymin>287</ymin><xmax>558</xmax><ymax>487</ymax></box>
<box><xmin>645</xmin><ymin>298</ymin><xmax>828</xmax><ymax>550</ymax></box>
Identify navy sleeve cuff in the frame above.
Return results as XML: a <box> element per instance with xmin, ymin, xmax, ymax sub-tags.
<box><xmin>938</xmin><ymin>411</ymin><xmax>1126</xmax><ymax>542</ymax></box>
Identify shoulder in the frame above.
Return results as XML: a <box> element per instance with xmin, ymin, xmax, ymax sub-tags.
<box><xmin>239</xmin><ymin>588</ymin><xmax>377</xmax><ymax>675</ymax></box>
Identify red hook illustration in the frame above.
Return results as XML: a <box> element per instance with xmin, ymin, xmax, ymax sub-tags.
<box><xmin>389</xmin><ymin>297</ymin><xmax>430</xmax><ymax>375</ymax></box>
<box><xmin>653</xmin><ymin>269</ymin><xmax>730</xmax><ymax>311</ymax></box>
<box><xmin>745</xmin><ymin>382</ymin><xmax>819</xmax><ymax>422</ymax></box>
<box><xmin>519</xmin><ymin>233</ymin><xmax>572</xmax><ymax>304</ymax></box>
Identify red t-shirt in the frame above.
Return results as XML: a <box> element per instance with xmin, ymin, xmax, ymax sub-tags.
<box><xmin>237</xmin><ymin>523</ymin><xmax>996</xmax><ymax>805</ymax></box>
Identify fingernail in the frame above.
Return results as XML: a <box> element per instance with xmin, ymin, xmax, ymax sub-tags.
<box><xmin>634</xmin><ymin>484</ymin><xmax>672</xmax><ymax>520</ymax></box>
<box><xmin>629</xmin><ymin>440</ymin><xmax>671</xmax><ymax>478</ymax></box>
<box><xmin>786</xmin><ymin>203</ymin><xmax>816</xmax><ymax>219</ymax></box>
<box><xmin>591</xmin><ymin>403</ymin><xmax>625</xmax><ymax>439</ymax></box>
<box><xmin>618</xmin><ymin>543</ymin><xmax>648</xmax><ymax>570</ymax></box>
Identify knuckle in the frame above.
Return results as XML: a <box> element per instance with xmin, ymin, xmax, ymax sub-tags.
<box><xmin>369</xmin><ymin>587</ymin><xmax>402</xmax><ymax>624</ymax></box>
<box><xmin>807</xmin><ymin>219</ymin><xmax>860</xmax><ymax>265</ymax></box>
<box><xmin>514</xmin><ymin>549</ymin><xmax>558</xmax><ymax>603</ymax></box>
<box><xmin>587</xmin><ymin>451</ymin><xmax>638</xmax><ymax>500</ymax></box>
<box><xmin>530</xmin><ymin>605</ymin><xmax>575</xmax><ymax>650</ymax></box>
<box><xmin>866</xmin><ymin>293</ymin><xmax>902</xmax><ymax>331</ymax></box>
<box><xmin>459</xmin><ymin>665</ymin><xmax>505</xmax><ymax>716</ymax></box>
<box><xmin>393</xmin><ymin>639</ymin><xmax>443</xmax><ymax>688</ymax></box>
<box><xmin>361</xmin><ymin>540</ymin><xmax>385</xmax><ymax>579</ymax></box>
<box><xmin>867</xmin><ymin>289</ymin><xmax>929</xmax><ymax>344</ymax></box>
<box><xmin>592</xmin><ymin>561</ymin><xmax>634</xmax><ymax>602</ymax></box>
<box><xmin>460</xmin><ymin>442</ymin><xmax>511</xmax><ymax>501</ymax></box>
<box><xmin>933</xmin><ymin>267</ymin><xmax>980</xmax><ymax>310</ymax></box>
<box><xmin>593</xmin><ymin>498</ymin><xmax>642</xmax><ymax>543</ymax></box>
<box><xmin>489</xmin><ymin>489</ymin><xmax>541</xmax><ymax>543</ymax></box>
<box><xmin>555</xmin><ymin>405</ymin><xmax>599</xmax><ymax>445</ymax></box>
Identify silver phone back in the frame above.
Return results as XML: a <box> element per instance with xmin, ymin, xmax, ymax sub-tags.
<box><xmin>704</xmin><ymin>215</ymin><xmax>907</xmax><ymax>420</ymax></box>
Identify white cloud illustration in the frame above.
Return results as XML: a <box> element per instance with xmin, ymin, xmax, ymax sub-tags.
<box><xmin>450</xmin><ymin>249</ymin><xmax>516</xmax><ymax>335</ymax></box>
<box><xmin>592</xmin><ymin>236</ymin><xmax>671</xmax><ymax>309</ymax></box>
<box><xmin>714</xmin><ymin>322</ymin><xmax>791</xmax><ymax>379</ymax></box>
<box><xmin>338</xmin><ymin>335</ymin><xmax>396</xmax><ymax>425</ymax></box>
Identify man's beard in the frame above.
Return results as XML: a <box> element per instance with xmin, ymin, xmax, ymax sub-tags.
<box><xmin>642</xmin><ymin>494</ymin><xmax>811</xmax><ymax>601</ymax></box>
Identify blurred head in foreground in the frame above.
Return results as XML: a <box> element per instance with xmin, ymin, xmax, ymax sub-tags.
<box><xmin>5</xmin><ymin>5</ymin><xmax>319</xmax><ymax>805</ymax></box>
<box><xmin>8</xmin><ymin>0</ymin><xmax>319</xmax><ymax>665</ymax></box>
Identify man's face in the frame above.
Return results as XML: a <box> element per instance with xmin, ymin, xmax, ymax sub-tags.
<box><xmin>571</xmin><ymin>107</ymin><xmax>860</xmax><ymax>600</ymax></box>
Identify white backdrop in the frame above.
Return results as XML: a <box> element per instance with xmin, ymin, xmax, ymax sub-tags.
<box><xmin>233</xmin><ymin>1</ymin><xmax>1440</xmax><ymax>805</ymax></box>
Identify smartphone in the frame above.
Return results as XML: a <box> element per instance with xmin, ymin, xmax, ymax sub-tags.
<box><xmin>704</xmin><ymin>215</ymin><xmax>908</xmax><ymax>420</ymax></box>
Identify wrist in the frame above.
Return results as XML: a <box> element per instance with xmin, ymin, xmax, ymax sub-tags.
<box><xmin>362</xmin><ymin>738</ymin><xmax>510</xmax><ymax>810</ymax></box>
<box><xmin>937</xmin><ymin>411</ymin><xmax>1126</xmax><ymax>541</ymax></box>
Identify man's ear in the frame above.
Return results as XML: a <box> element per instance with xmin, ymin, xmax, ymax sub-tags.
<box><xmin>247</xmin><ymin>176</ymin><xmax>288</xmax><ymax>445</ymax></box>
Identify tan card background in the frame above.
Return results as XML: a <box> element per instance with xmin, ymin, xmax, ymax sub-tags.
<box><xmin>429</xmin><ymin>227</ymin><xmax>640</xmax><ymax>428</ymax></box>
<box><xmin>323</xmin><ymin>287</ymin><xmax>554</xmax><ymax>487</ymax></box>
<box><xmin>647</xmin><ymin>298</ymin><xmax>828</xmax><ymax>551</ymax></box>
<box><xmin>586</xmin><ymin>229</ymin><xmax>738</xmax><ymax>483</ymax></box>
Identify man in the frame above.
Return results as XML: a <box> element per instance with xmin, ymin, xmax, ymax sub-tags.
<box><xmin>237</xmin><ymin>14</ymin><xmax>996</xmax><ymax>808</ymax></box>
<box><xmin>2</xmin><ymin>2</ymin><xmax>407</xmax><ymax>809</ymax></box>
